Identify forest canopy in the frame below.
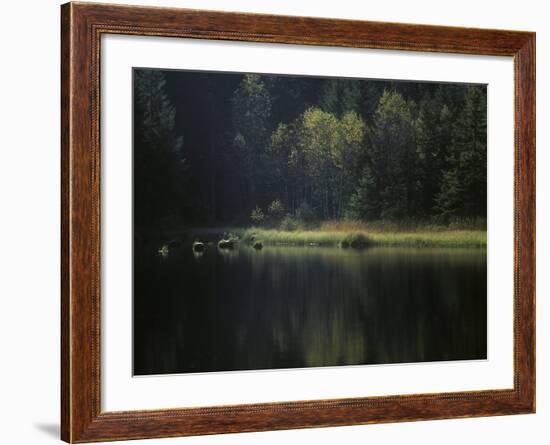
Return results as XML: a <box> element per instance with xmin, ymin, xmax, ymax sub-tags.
<box><xmin>133</xmin><ymin>69</ymin><xmax>487</xmax><ymax>236</ymax></box>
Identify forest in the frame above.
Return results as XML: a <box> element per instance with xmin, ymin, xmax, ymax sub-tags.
<box><xmin>133</xmin><ymin>69</ymin><xmax>487</xmax><ymax>248</ymax></box>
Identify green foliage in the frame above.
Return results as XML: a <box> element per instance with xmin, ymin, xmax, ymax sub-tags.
<box><xmin>349</xmin><ymin>90</ymin><xmax>416</xmax><ymax>220</ymax></box>
<box><xmin>348</xmin><ymin>166</ymin><xmax>377</xmax><ymax>219</ymax></box>
<box><xmin>267</xmin><ymin>199</ymin><xmax>285</xmax><ymax>222</ymax></box>
<box><xmin>268</xmin><ymin>121</ymin><xmax>306</xmax><ymax>215</ymax></box>
<box><xmin>230</xmin><ymin>77</ymin><xmax>485</xmax><ymax>227</ymax></box>
<box><xmin>320</xmin><ymin>78</ymin><xmax>362</xmax><ymax>116</ymax></box>
<box><xmin>232</xmin><ymin>75</ymin><xmax>272</xmax><ymax>134</ymax></box>
<box><xmin>436</xmin><ymin>86</ymin><xmax>487</xmax><ymax>219</ymax></box>
<box><xmin>415</xmin><ymin>88</ymin><xmax>453</xmax><ymax>215</ymax></box>
<box><xmin>435</xmin><ymin>168</ymin><xmax>464</xmax><ymax>220</ymax></box>
<box><xmin>232</xmin><ymin>74</ymin><xmax>272</xmax><ymax>208</ymax></box>
<box><xmin>250</xmin><ymin>206</ymin><xmax>265</xmax><ymax>225</ymax></box>
<box><xmin>280</xmin><ymin>214</ymin><xmax>300</xmax><ymax>231</ymax></box>
<box><xmin>222</xmin><ymin>232</ymin><xmax>239</xmax><ymax>242</ymax></box>
<box><xmin>347</xmin><ymin>86</ymin><xmax>486</xmax><ymax>223</ymax></box>
<box><xmin>300</xmin><ymin>107</ymin><xmax>366</xmax><ymax>219</ymax></box>
<box><xmin>339</xmin><ymin>233</ymin><xmax>372</xmax><ymax>249</ymax></box>
<box><xmin>134</xmin><ymin>70</ymin><xmax>182</xmax><ymax>151</ymax></box>
<box><xmin>134</xmin><ymin>70</ymin><xmax>487</xmax><ymax>233</ymax></box>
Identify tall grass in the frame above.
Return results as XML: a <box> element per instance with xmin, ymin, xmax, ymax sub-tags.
<box><xmin>242</xmin><ymin>223</ymin><xmax>486</xmax><ymax>248</ymax></box>
<box><xmin>183</xmin><ymin>219</ymin><xmax>487</xmax><ymax>249</ymax></box>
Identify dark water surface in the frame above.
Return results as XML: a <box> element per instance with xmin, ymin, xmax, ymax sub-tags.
<box><xmin>133</xmin><ymin>244</ymin><xmax>487</xmax><ymax>375</ymax></box>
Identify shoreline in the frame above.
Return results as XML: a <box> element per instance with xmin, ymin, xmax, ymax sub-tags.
<box><xmin>240</xmin><ymin>228</ymin><xmax>486</xmax><ymax>249</ymax></box>
<box><xmin>173</xmin><ymin>224</ymin><xmax>487</xmax><ymax>249</ymax></box>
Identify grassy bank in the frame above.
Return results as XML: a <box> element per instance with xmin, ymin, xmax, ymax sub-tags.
<box><xmin>240</xmin><ymin>221</ymin><xmax>486</xmax><ymax>248</ymax></box>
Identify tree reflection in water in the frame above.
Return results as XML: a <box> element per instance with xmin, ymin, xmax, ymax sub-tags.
<box><xmin>133</xmin><ymin>245</ymin><xmax>486</xmax><ymax>375</ymax></box>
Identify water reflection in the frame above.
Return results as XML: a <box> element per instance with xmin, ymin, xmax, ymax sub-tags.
<box><xmin>134</xmin><ymin>245</ymin><xmax>486</xmax><ymax>375</ymax></box>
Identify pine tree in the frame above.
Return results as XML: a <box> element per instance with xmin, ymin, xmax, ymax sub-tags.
<box><xmin>456</xmin><ymin>85</ymin><xmax>487</xmax><ymax>217</ymax></box>
<box><xmin>134</xmin><ymin>70</ymin><xmax>182</xmax><ymax>153</ymax></box>
<box><xmin>354</xmin><ymin>90</ymin><xmax>417</xmax><ymax>220</ymax></box>
<box><xmin>416</xmin><ymin>88</ymin><xmax>453</xmax><ymax>216</ymax></box>
<box><xmin>434</xmin><ymin>167</ymin><xmax>464</xmax><ymax>219</ymax></box>
<box><xmin>436</xmin><ymin>85</ymin><xmax>487</xmax><ymax>219</ymax></box>
<box><xmin>320</xmin><ymin>78</ymin><xmax>362</xmax><ymax>117</ymax></box>
<box><xmin>269</xmin><ymin>120</ymin><xmax>303</xmax><ymax>212</ymax></box>
<box><xmin>133</xmin><ymin>70</ymin><xmax>185</xmax><ymax>232</ymax></box>
<box><xmin>348</xmin><ymin>165</ymin><xmax>378</xmax><ymax>219</ymax></box>
<box><xmin>232</xmin><ymin>74</ymin><xmax>272</xmax><ymax>209</ymax></box>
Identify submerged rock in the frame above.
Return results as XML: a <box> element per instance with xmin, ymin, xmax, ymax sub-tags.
<box><xmin>192</xmin><ymin>241</ymin><xmax>205</xmax><ymax>252</ymax></box>
<box><xmin>218</xmin><ymin>239</ymin><xmax>235</xmax><ymax>249</ymax></box>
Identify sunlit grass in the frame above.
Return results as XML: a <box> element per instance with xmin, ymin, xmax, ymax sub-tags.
<box><xmin>184</xmin><ymin>219</ymin><xmax>487</xmax><ymax>249</ymax></box>
<box><xmin>241</xmin><ymin>225</ymin><xmax>486</xmax><ymax>248</ymax></box>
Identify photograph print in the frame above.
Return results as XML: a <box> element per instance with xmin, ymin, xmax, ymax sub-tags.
<box><xmin>133</xmin><ymin>68</ymin><xmax>487</xmax><ymax>376</ymax></box>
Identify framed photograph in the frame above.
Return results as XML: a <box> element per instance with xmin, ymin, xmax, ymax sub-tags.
<box><xmin>61</xmin><ymin>2</ymin><xmax>535</xmax><ymax>442</ymax></box>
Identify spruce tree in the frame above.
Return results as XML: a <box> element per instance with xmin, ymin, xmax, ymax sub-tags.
<box><xmin>355</xmin><ymin>90</ymin><xmax>417</xmax><ymax>220</ymax></box>
<box><xmin>133</xmin><ymin>70</ymin><xmax>185</xmax><ymax>233</ymax></box>
<box><xmin>320</xmin><ymin>78</ymin><xmax>362</xmax><ymax>117</ymax></box>
<box><xmin>436</xmin><ymin>85</ymin><xmax>487</xmax><ymax>219</ymax></box>
<box><xmin>416</xmin><ymin>88</ymin><xmax>453</xmax><ymax>216</ymax></box>
<box><xmin>232</xmin><ymin>74</ymin><xmax>272</xmax><ymax>209</ymax></box>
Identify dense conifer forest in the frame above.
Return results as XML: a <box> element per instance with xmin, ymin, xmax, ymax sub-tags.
<box><xmin>134</xmin><ymin>69</ymin><xmax>487</xmax><ymax>240</ymax></box>
<box><xmin>133</xmin><ymin>69</ymin><xmax>488</xmax><ymax>377</ymax></box>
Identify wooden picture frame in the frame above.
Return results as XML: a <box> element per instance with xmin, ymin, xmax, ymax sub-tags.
<box><xmin>61</xmin><ymin>2</ymin><xmax>535</xmax><ymax>442</ymax></box>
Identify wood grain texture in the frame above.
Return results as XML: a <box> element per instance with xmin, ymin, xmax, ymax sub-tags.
<box><xmin>60</xmin><ymin>4</ymin><xmax>71</xmax><ymax>441</ymax></box>
<box><xmin>60</xmin><ymin>2</ymin><xmax>536</xmax><ymax>442</ymax></box>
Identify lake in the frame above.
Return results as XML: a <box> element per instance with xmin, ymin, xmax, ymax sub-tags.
<box><xmin>133</xmin><ymin>244</ymin><xmax>487</xmax><ymax>375</ymax></box>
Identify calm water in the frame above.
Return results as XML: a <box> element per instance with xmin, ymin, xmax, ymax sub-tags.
<box><xmin>133</xmin><ymin>244</ymin><xmax>487</xmax><ymax>375</ymax></box>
